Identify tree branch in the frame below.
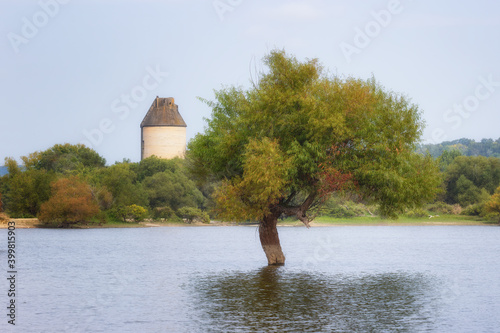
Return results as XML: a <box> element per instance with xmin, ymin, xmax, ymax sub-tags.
<box><xmin>278</xmin><ymin>191</ymin><xmax>318</xmax><ymax>228</ymax></box>
<box><xmin>282</xmin><ymin>190</ymin><xmax>296</xmax><ymax>205</ymax></box>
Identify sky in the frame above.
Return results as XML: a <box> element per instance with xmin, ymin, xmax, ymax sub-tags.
<box><xmin>1</xmin><ymin>0</ymin><xmax>499</xmax><ymax>164</ymax></box>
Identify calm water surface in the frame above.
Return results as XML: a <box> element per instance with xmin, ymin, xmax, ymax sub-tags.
<box><xmin>1</xmin><ymin>225</ymin><xmax>499</xmax><ymax>332</ymax></box>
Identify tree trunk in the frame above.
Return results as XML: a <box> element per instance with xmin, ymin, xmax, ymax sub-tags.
<box><xmin>259</xmin><ymin>213</ymin><xmax>285</xmax><ymax>265</ymax></box>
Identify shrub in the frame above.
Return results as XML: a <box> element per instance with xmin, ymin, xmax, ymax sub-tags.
<box><xmin>177</xmin><ymin>207</ymin><xmax>210</xmax><ymax>224</ymax></box>
<box><xmin>483</xmin><ymin>186</ymin><xmax>500</xmax><ymax>222</ymax></box>
<box><xmin>112</xmin><ymin>204</ymin><xmax>148</xmax><ymax>222</ymax></box>
<box><xmin>151</xmin><ymin>206</ymin><xmax>184</xmax><ymax>222</ymax></box>
<box><xmin>93</xmin><ymin>210</ymin><xmax>108</xmax><ymax>225</ymax></box>
<box><xmin>450</xmin><ymin>204</ymin><xmax>462</xmax><ymax>215</ymax></box>
<box><xmin>38</xmin><ymin>176</ymin><xmax>100</xmax><ymax>227</ymax></box>
<box><xmin>94</xmin><ymin>186</ymin><xmax>113</xmax><ymax>210</ymax></box>
<box><xmin>126</xmin><ymin>204</ymin><xmax>148</xmax><ymax>222</ymax></box>
<box><xmin>319</xmin><ymin>198</ymin><xmax>367</xmax><ymax>218</ymax></box>
<box><xmin>461</xmin><ymin>204</ymin><xmax>485</xmax><ymax>216</ymax></box>
<box><xmin>327</xmin><ymin>206</ymin><xmax>357</xmax><ymax>218</ymax></box>
<box><xmin>152</xmin><ymin>206</ymin><xmax>176</xmax><ymax>220</ymax></box>
<box><xmin>427</xmin><ymin>202</ymin><xmax>462</xmax><ymax>215</ymax></box>
<box><xmin>405</xmin><ymin>208</ymin><xmax>428</xmax><ymax>218</ymax></box>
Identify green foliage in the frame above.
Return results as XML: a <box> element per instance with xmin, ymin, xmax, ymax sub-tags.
<box><xmin>111</xmin><ymin>205</ymin><xmax>148</xmax><ymax>222</ymax></box>
<box><xmin>484</xmin><ymin>186</ymin><xmax>500</xmax><ymax>222</ymax></box>
<box><xmin>4</xmin><ymin>158</ymin><xmax>22</xmax><ymax>177</ymax></box>
<box><xmin>152</xmin><ymin>206</ymin><xmax>178</xmax><ymax>220</ymax></box>
<box><xmin>3</xmin><ymin>167</ymin><xmax>55</xmax><ymax>217</ymax></box>
<box><xmin>213</xmin><ymin>138</ymin><xmax>292</xmax><ymax>221</ymax></box>
<box><xmin>427</xmin><ymin>202</ymin><xmax>462</xmax><ymax>215</ymax></box>
<box><xmin>1</xmin><ymin>144</ymin><xmax>211</xmax><ymax>223</ymax></box>
<box><xmin>177</xmin><ymin>206</ymin><xmax>210</xmax><ymax>224</ymax></box>
<box><xmin>461</xmin><ymin>203</ymin><xmax>486</xmax><ymax>217</ymax></box>
<box><xmin>95</xmin><ymin>163</ymin><xmax>149</xmax><ymax>208</ymax></box>
<box><xmin>93</xmin><ymin>210</ymin><xmax>109</xmax><ymax>225</ymax></box>
<box><xmin>125</xmin><ymin>204</ymin><xmax>148</xmax><ymax>222</ymax></box>
<box><xmin>93</xmin><ymin>186</ymin><xmax>113</xmax><ymax>210</ymax></box>
<box><xmin>189</xmin><ymin>50</ymin><xmax>441</xmax><ymax>222</ymax></box>
<box><xmin>319</xmin><ymin>197</ymin><xmax>368</xmax><ymax>218</ymax></box>
<box><xmin>1</xmin><ymin>145</ymin><xmax>106</xmax><ymax>219</ymax></box>
<box><xmin>444</xmin><ymin>156</ymin><xmax>500</xmax><ymax>205</ymax></box>
<box><xmin>143</xmin><ymin>169</ymin><xmax>205</xmax><ymax>211</ymax></box>
<box><xmin>405</xmin><ymin>208</ymin><xmax>428</xmax><ymax>218</ymax></box>
<box><xmin>455</xmin><ymin>175</ymin><xmax>481</xmax><ymax>207</ymax></box>
<box><xmin>438</xmin><ymin>149</ymin><xmax>463</xmax><ymax>171</ymax></box>
<box><xmin>131</xmin><ymin>156</ymin><xmax>182</xmax><ymax>182</ymax></box>
<box><xmin>419</xmin><ymin>137</ymin><xmax>500</xmax><ymax>158</ymax></box>
<box><xmin>22</xmin><ymin>143</ymin><xmax>106</xmax><ymax>173</ymax></box>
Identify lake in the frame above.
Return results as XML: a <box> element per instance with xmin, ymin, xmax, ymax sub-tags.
<box><xmin>1</xmin><ymin>225</ymin><xmax>499</xmax><ymax>332</ymax></box>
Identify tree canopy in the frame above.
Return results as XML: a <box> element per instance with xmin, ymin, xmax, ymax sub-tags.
<box><xmin>443</xmin><ymin>155</ymin><xmax>500</xmax><ymax>206</ymax></box>
<box><xmin>188</xmin><ymin>50</ymin><xmax>441</xmax><ymax>264</ymax></box>
<box><xmin>22</xmin><ymin>143</ymin><xmax>106</xmax><ymax>173</ymax></box>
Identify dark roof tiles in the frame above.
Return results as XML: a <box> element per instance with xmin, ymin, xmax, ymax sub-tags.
<box><xmin>140</xmin><ymin>97</ymin><xmax>187</xmax><ymax>127</ymax></box>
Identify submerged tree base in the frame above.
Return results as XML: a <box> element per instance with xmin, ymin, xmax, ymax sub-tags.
<box><xmin>261</xmin><ymin>244</ymin><xmax>286</xmax><ymax>265</ymax></box>
<box><xmin>260</xmin><ymin>214</ymin><xmax>286</xmax><ymax>265</ymax></box>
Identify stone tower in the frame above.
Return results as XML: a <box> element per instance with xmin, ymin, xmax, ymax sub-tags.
<box><xmin>141</xmin><ymin>97</ymin><xmax>187</xmax><ymax>160</ymax></box>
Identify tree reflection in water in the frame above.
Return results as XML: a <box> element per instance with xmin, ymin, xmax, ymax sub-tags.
<box><xmin>192</xmin><ymin>267</ymin><xmax>437</xmax><ymax>332</ymax></box>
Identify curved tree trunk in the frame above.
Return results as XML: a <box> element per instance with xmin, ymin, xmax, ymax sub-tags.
<box><xmin>259</xmin><ymin>213</ymin><xmax>285</xmax><ymax>265</ymax></box>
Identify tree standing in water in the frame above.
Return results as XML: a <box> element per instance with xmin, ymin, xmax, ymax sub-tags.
<box><xmin>188</xmin><ymin>50</ymin><xmax>440</xmax><ymax>265</ymax></box>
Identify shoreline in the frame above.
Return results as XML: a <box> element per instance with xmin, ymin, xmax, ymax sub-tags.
<box><xmin>1</xmin><ymin>217</ymin><xmax>497</xmax><ymax>229</ymax></box>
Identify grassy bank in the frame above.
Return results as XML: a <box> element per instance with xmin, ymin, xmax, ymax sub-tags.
<box><xmin>307</xmin><ymin>215</ymin><xmax>498</xmax><ymax>226</ymax></box>
<box><xmin>1</xmin><ymin>218</ymin><xmax>215</xmax><ymax>229</ymax></box>
<box><xmin>2</xmin><ymin>215</ymin><xmax>497</xmax><ymax>229</ymax></box>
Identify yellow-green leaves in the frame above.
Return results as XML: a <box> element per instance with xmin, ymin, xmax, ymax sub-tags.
<box><xmin>485</xmin><ymin>186</ymin><xmax>500</xmax><ymax>221</ymax></box>
<box><xmin>213</xmin><ymin>138</ymin><xmax>291</xmax><ymax>221</ymax></box>
<box><xmin>190</xmin><ymin>49</ymin><xmax>442</xmax><ymax>222</ymax></box>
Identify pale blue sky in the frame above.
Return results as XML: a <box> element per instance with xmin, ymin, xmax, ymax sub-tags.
<box><xmin>1</xmin><ymin>0</ymin><xmax>499</xmax><ymax>164</ymax></box>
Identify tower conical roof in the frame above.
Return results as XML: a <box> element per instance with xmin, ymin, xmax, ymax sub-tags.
<box><xmin>140</xmin><ymin>97</ymin><xmax>186</xmax><ymax>127</ymax></box>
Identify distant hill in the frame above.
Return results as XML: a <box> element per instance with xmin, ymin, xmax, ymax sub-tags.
<box><xmin>418</xmin><ymin>138</ymin><xmax>500</xmax><ymax>158</ymax></box>
<box><xmin>0</xmin><ymin>166</ymin><xmax>8</xmax><ymax>176</ymax></box>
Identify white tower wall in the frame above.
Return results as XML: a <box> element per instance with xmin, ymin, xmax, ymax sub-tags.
<box><xmin>142</xmin><ymin>126</ymin><xmax>186</xmax><ymax>159</ymax></box>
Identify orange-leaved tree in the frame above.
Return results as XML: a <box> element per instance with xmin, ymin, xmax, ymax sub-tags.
<box><xmin>39</xmin><ymin>176</ymin><xmax>99</xmax><ymax>227</ymax></box>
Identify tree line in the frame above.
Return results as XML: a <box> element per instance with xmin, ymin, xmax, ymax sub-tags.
<box><xmin>313</xmin><ymin>149</ymin><xmax>500</xmax><ymax>221</ymax></box>
<box><xmin>418</xmin><ymin>138</ymin><xmax>500</xmax><ymax>158</ymax></box>
<box><xmin>1</xmin><ymin>143</ymin><xmax>500</xmax><ymax>227</ymax></box>
<box><xmin>0</xmin><ymin>143</ymin><xmax>209</xmax><ymax>227</ymax></box>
